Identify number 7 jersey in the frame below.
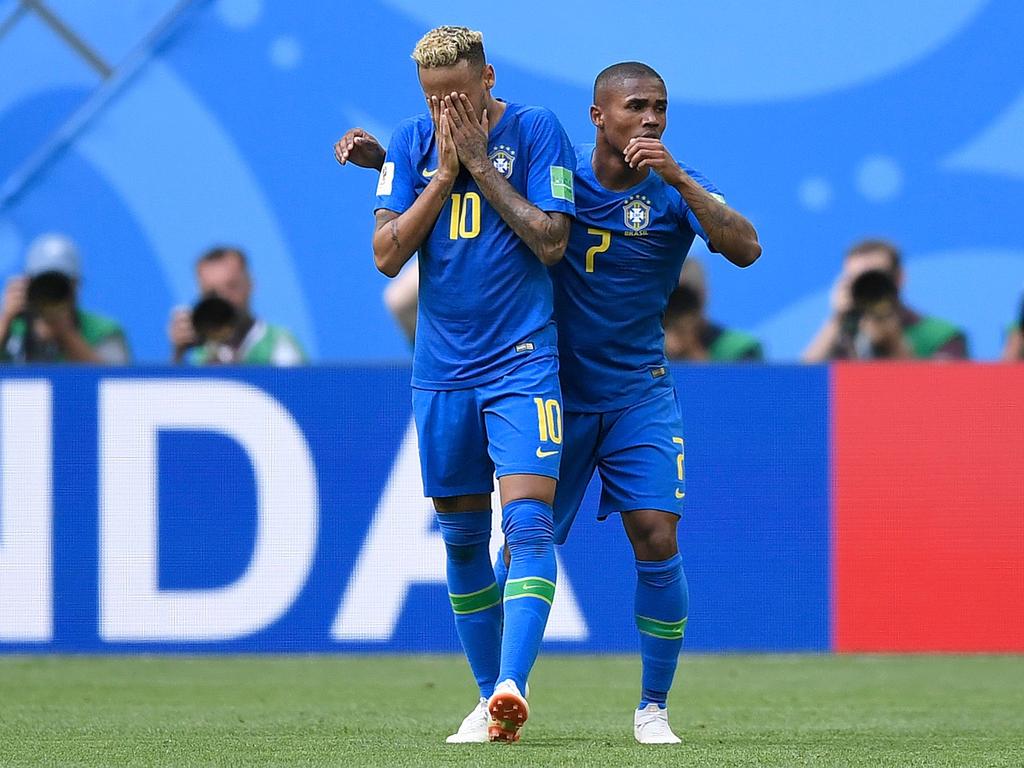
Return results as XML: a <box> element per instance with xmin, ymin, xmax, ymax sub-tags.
<box><xmin>551</xmin><ymin>143</ymin><xmax>724</xmax><ymax>412</ymax></box>
<box><xmin>375</xmin><ymin>103</ymin><xmax>576</xmax><ymax>390</ymax></box>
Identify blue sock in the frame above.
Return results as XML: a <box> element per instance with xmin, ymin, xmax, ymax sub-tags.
<box><xmin>635</xmin><ymin>554</ymin><xmax>688</xmax><ymax>709</ymax></box>
<box><xmin>437</xmin><ymin>510</ymin><xmax>502</xmax><ymax>699</ymax></box>
<box><xmin>497</xmin><ymin>499</ymin><xmax>556</xmax><ymax>693</ymax></box>
<box><xmin>493</xmin><ymin>547</ymin><xmax>509</xmax><ymax>594</ymax></box>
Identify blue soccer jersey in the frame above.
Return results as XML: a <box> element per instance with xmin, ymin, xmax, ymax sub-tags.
<box><xmin>375</xmin><ymin>103</ymin><xmax>576</xmax><ymax>389</ymax></box>
<box><xmin>552</xmin><ymin>143</ymin><xmax>723</xmax><ymax>412</ymax></box>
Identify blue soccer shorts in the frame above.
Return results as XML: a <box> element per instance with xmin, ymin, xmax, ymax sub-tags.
<box><xmin>552</xmin><ymin>388</ymin><xmax>686</xmax><ymax>544</ymax></box>
<box><xmin>412</xmin><ymin>354</ymin><xmax>563</xmax><ymax>498</ymax></box>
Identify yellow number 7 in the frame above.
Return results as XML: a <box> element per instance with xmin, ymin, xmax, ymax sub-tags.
<box><xmin>586</xmin><ymin>228</ymin><xmax>611</xmax><ymax>273</ymax></box>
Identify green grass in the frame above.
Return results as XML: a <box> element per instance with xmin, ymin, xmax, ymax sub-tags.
<box><xmin>1</xmin><ymin>654</ymin><xmax>1022</xmax><ymax>767</ymax></box>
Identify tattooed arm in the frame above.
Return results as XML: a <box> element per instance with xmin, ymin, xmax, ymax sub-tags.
<box><xmin>623</xmin><ymin>137</ymin><xmax>761</xmax><ymax>268</ymax></box>
<box><xmin>372</xmin><ymin>110</ymin><xmax>460</xmax><ymax>278</ymax></box>
<box><xmin>444</xmin><ymin>94</ymin><xmax>571</xmax><ymax>266</ymax></box>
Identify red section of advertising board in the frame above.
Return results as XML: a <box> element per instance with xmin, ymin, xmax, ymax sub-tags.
<box><xmin>833</xmin><ymin>363</ymin><xmax>1024</xmax><ymax>652</ymax></box>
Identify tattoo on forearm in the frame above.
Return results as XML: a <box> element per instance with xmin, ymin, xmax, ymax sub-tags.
<box><xmin>474</xmin><ymin>168</ymin><xmax>560</xmax><ymax>259</ymax></box>
<box><xmin>390</xmin><ymin>220</ymin><xmax>400</xmax><ymax>250</ymax></box>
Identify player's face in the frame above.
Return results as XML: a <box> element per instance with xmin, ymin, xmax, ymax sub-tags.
<box><xmin>594</xmin><ymin>77</ymin><xmax>668</xmax><ymax>154</ymax></box>
<box><xmin>197</xmin><ymin>252</ymin><xmax>252</xmax><ymax>312</ymax></box>
<box><xmin>418</xmin><ymin>60</ymin><xmax>494</xmax><ymax>127</ymax></box>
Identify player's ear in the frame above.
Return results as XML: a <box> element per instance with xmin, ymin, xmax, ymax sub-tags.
<box><xmin>482</xmin><ymin>63</ymin><xmax>495</xmax><ymax>90</ymax></box>
<box><xmin>590</xmin><ymin>105</ymin><xmax>603</xmax><ymax>129</ymax></box>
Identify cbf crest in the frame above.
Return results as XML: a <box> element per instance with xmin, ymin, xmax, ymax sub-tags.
<box><xmin>490</xmin><ymin>144</ymin><xmax>516</xmax><ymax>178</ymax></box>
<box><xmin>623</xmin><ymin>194</ymin><xmax>652</xmax><ymax>235</ymax></box>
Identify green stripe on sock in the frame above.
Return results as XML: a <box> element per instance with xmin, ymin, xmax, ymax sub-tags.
<box><xmin>636</xmin><ymin>615</ymin><xmax>687</xmax><ymax>640</ymax></box>
<box><xmin>504</xmin><ymin>576</ymin><xmax>556</xmax><ymax>606</ymax></box>
<box><xmin>449</xmin><ymin>582</ymin><xmax>502</xmax><ymax>615</ymax></box>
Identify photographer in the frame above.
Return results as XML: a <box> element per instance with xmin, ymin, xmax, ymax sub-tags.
<box><xmin>168</xmin><ymin>246</ymin><xmax>306</xmax><ymax>365</ymax></box>
<box><xmin>1001</xmin><ymin>291</ymin><xmax>1024</xmax><ymax>361</ymax></box>
<box><xmin>802</xmin><ymin>238</ymin><xmax>967</xmax><ymax>361</ymax></box>
<box><xmin>0</xmin><ymin>234</ymin><xmax>129</xmax><ymax>364</ymax></box>
<box><xmin>663</xmin><ymin>258</ymin><xmax>763</xmax><ymax>362</ymax></box>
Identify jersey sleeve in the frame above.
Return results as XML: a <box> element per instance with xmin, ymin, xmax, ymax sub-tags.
<box><xmin>524</xmin><ymin>108</ymin><xmax>576</xmax><ymax>217</ymax></box>
<box><xmin>374</xmin><ymin>120</ymin><xmax>418</xmax><ymax>215</ymax></box>
<box><xmin>677</xmin><ymin>163</ymin><xmax>725</xmax><ymax>250</ymax></box>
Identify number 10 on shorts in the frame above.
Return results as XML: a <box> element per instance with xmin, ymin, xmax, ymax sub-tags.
<box><xmin>533</xmin><ymin>397</ymin><xmax>562</xmax><ymax>444</ymax></box>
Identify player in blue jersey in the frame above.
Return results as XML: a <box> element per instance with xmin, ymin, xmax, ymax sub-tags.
<box><xmin>538</xmin><ymin>61</ymin><xmax>760</xmax><ymax>743</ymax></box>
<box><xmin>369</xmin><ymin>26</ymin><xmax>575</xmax><ymax>743</ymax></box>
<box><xmin>337</xmin><ymin>60</ymin><xmax>759</xmax><ymax>745</ymax></box>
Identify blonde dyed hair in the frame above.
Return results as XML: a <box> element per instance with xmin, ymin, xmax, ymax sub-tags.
<box><xmin>411</xmin><ymin>26</ymin><xmax>485</xmax><ymax>69</ymax></box>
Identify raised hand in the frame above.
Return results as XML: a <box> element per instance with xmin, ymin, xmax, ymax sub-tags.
<box><xmin>623</xmin><ymin>137</ymin><xmax>684</xmax><ymax>185</ymax></box>
<box><xmin>334</xmin><ymin>127</ymin><xmax>386</xmax><ymax>170</ymax></box>
<box><xmin>0</xmin><ymin>276</ymin><xmax>27</xmax><ymax>323</ymax></box>
<box><xmin>437</xmin><ymin>107</ymin><xmax>460</xmax><ymax>182</ymax></box>
<box><xmin>443</xmin><ymin>92</ymin><xmax>490</xmax><ymax>176</ymax></box>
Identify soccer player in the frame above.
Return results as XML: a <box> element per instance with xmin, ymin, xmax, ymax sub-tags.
<box><xmin>336</xmin><ymin>61</ymin><xmax>760</xmax><ymax>744</ymax></box>
<box><xmin>537</xmin><ymin>61</ymin><xmax>760</xmax><ymax>743</ymax></box>
<box><xmin>368</xmin><ymin>27</ymin><xmax>575</xmax><ymax>743</ymax></box>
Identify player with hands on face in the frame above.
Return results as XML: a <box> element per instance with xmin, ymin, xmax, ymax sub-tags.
<box><xmin>367</xmin><ymin>26</ymin><xmax>576</xmax><ymax>744</ymax></box>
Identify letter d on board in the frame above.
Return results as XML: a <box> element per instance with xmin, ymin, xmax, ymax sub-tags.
<box><xmin>98</xmin><ymin>380</ymin><xmax>318</xmax><ymax>642</ymax></box>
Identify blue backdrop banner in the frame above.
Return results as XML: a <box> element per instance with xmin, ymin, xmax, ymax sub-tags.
<box><xmin>0</xmin><ymin>365</ymin><xmax>829</xmax><ymax>653</ymax></box>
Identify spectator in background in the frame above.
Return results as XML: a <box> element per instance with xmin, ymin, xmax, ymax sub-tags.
<box><xmin>846</xmin><ymin>270</ymin><xmax>917</xmax><ymax>359</ymax></box>
<box><xmin>802</xmin><ymin>238</ymin><xmax>967</xmax><ymax>361</ymax></box>
<box><xmin>0</xmin><ymin>233</ymin><xmax>130</xmax><ymax>363</ymax></box>
<box><xmin>663</xmin><ymin>257</ymin><xmax>763</xmax><ymax>361</ymax></box>
<box><xmin>168</xmin><ymin>246</ymin><xmax>306</xmax><ymax>365</ymax></box>
<box><xmin>1001</xmin><ymin>293</ymin><xmax>1024</xmax><ymax>361</ymax></box>
<box><xmin>384</xmin><ymin>259</ymin><xmax>418</xmax><ymax>347</ymax></box>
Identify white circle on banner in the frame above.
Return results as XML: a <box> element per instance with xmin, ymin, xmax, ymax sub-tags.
<box><xmin>216</xmin><ymin>0</ymin><xmax>263</xmax><ymax>29</ymax></box>
<box><xmin>270</xmin><ymin>36</ymin><xmax>303</xmax><ymax>70</ymax></box>
<box><xmin>857</xmin><ymin>155</ymin><xmax>904</xmax><ymax>202</ymax></box>
<box><xmin>798</xmin><ymin>177</ymin><xmax>833</xmax><ymax>211</ymax></box>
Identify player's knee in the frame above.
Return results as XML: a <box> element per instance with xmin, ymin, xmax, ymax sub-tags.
<box><xmin>633</xmin><ymin>529</ymin><xmax>678</xmax><ymax>562</ymax></box>
<box><xmin>502</xmin><ymin>499</ymin><xmax>554</xmax><ymax>550</ymax></box>
<box><xmin>436</xmin><ymin>511</ymin><xmax>491</xmax><ymax>561</ymax></box>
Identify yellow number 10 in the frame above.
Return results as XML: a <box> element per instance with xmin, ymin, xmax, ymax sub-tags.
<box><xmin>449</xmin><ymin>192</ymin><xmax>481</xmax><ymax>239</ymax></box>
<box><xmin>534</xmin><ymin>397</ymin><xmax>562</xmax><ymax>444</ymax></box>
<box><xmin>672</xmin><ymin>436</ymin><xmax>685</xmax><ymax>481</ymax></box>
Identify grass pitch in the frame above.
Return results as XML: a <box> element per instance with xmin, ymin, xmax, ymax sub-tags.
<box><xmin>1</xmin><ymin>654</ymin><xmax>1022</xmax><ymax>767</ymax></box>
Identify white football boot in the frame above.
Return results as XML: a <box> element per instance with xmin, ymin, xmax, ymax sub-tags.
<box><xmin>633</xmin><ymin>703</ymin><xmax>682</xmax><ymax>744</ymax></box>
<box><xmin>445</xmin><ymin>697</ymin><xmax>489</xmax><ymax>743</ymax></box>
<box><xmin>487</xmin><ymin>679</ymin><xmax>529</xmax><ymax>742</ymax></box>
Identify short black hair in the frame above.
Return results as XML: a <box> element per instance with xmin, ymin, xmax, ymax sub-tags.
<box><xmin>1018</xmin><ymin>296</ymin><xmax>1024</xmax><ymax>332</ymax></box>
<box><xmin>664</xmin><ymin>284</ymin><xmax>703</xmax><ymax>325</ymax></box>
<box><xmin>594</xmin><ymin>61</ymin><xmax>664</xmax><ymax>102</ymax></box>
<box><xmin>198</xmin><ymin>246</ymin><xmax>248</xmax><ymax>269</ymax></box>
<box><xmin>851</xmin><ymin>269</ymin><xmax>899</xmax><ymax>309</ymax></box>
<box><xmin>846</xmin><ymin>238</ymin><xmax>902</xmax><ymax>273</ymax></box>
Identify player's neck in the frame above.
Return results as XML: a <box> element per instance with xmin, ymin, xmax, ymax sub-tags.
<box><xmin>486</xmin><ymin>96</ymin><xmax>507</xmax><ymax>134</ymax></box>
<box><xmin>592</xmin><ymin>140</ymin><xmax>647</xmax><ymax>191</ymax></box>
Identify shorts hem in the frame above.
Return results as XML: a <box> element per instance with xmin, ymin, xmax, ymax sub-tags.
<box><xmin>495</xmin><ymin>466</ymin><xmax>560</xmax><ymax>481</ymax></box>
<box><xmin>596</xmin><ymin>503</ymin><xmax>683</xmax><ymax>522</ymax></box>
<box><xmin>421</xmin><ymin>484</ymin><xmax>495</xmax><ymax>499</ymax></box>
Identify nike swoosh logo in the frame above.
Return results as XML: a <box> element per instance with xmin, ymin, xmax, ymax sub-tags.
<box><xmin>675</xmin><ymin>489</ymin><xmax>686</xmax><ymax>499</ymax></box>
<box><xmin>422</xmin><ymin>167</ymin><xmax>438</xmax><ymax>177</ymax></box>
<box><xmin>536</xmin><ymin>448</ymin><xmax>559</xmax><ymax>458</ymax></box>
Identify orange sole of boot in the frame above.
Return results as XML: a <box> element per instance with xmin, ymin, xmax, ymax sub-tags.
<box><xmin>487</xmin><ymin>693</ymin><xmax>529</xmax><ymax>742</ymax></box>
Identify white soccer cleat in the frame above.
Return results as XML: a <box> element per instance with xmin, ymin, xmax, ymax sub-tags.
<box><xmin>634</xmin><ymin>703</ymin><xmax>682</xmax><ymax>744</ymax></box>
<box><xmin>487</xmin><ymin>679</ymin><xmax>529</xmax><ymax>742</ymax></box>
<box><xmin>445</xmin><ymin>697</ymin><xmax>490</xmax><ymax>743</ymax></box>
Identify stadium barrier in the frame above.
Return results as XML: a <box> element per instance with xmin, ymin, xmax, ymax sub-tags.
<box><xmin>0</xmin><ymin>365</ymin><xmax>1019</xmax><ymax>653</ymax></box>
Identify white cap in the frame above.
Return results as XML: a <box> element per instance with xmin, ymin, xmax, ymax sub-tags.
<box><xmin>25</xmin><ymin>233</ymin><xmax>81</xmax><ymax>279</ymax></box>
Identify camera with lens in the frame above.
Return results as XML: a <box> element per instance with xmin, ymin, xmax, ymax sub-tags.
<box><xmin>191</xmin><ymin>294</ymin><xmax>240</xmax><ymax>344</ymax></box>
<box><xmin>26</xmin><ymin>270</ymin><xmax>73</xmax><ymax>312</ymax></box>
